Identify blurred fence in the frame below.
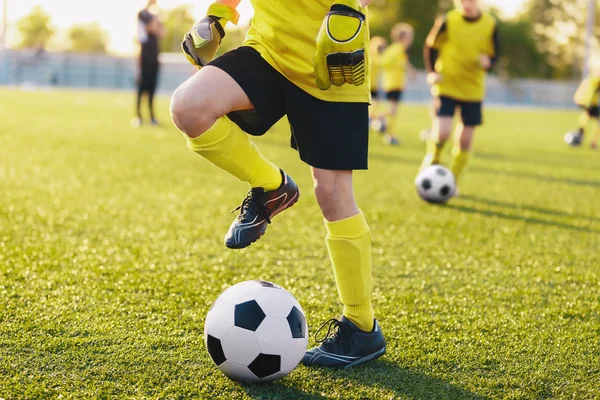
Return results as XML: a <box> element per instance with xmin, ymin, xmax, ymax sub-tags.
<box><xmin>0</xmin><ymin>49</ymin><xmax>579</xmax><ymax>109</ymax></box>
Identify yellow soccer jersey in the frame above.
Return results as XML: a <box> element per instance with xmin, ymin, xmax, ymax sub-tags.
<box><xmin>243</xmin><ymin>0</ymin><xmax>370</xmax><ymax>103</ymax></box>
<box><xmin>428</xmin><ymin>9</ymin><xmax>497</xmax><ymax>102</ymax></box>
<box><xmin>574</xmin><ymin>77</ymin><xmax>600</xmax><ymax>107</ymax></box>
<box><xmin>381</xmin><ymin>42</ymin><xmax>407</xmax><ymax>92</ymax></box>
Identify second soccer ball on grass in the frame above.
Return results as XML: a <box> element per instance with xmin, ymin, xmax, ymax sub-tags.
<box><xmin>415</xmin><ymin>165</ymin><xmax>457</xmax><ymax>204</ymax></box>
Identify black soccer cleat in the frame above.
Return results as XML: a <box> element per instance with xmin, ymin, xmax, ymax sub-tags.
<box><xmin>224</xmin><ymin>170</ymin><xmax>299</xmax><ymax>249</ymax></box>
<box><xmin>301</xmin><ymin>317</ymin><xmax>386</xmax><ymax>368</ymax></box>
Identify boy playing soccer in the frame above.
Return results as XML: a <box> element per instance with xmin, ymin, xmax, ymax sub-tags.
<box><xmin>379</xmin><ymin>23</ymin><xmax>415</xmax><ymax>145</ymax></box>
<box><xmin>170</xmin><ymin>0</ymin><xmax>386</xmax><ymax>367</ymax></box>
<box><xmin>568</xmin><ymin>73</ymin><xmax>600</xmax><ymax>149</ymax></box>
<box><xmin>421</xmin><ymin>0</ymin><xmax>499</xmax><ymax>183</ymax></box>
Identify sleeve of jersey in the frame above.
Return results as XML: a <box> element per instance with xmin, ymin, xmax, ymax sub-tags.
<box><xmin>424</xmin><ymin>17</ymin><xmax>446</xmax><ymax>73</ymax></box>
<box><xmin>489</xmin><ymin>22</ymin><xmax>500</xmax><ymax>69</ymax></box>
<box><xmin>425</xmin><ymin>17</ymin><xmax>447</xmax><ymax>50</ymax></box>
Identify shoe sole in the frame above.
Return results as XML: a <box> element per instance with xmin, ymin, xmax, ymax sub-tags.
<box><xmin>344</xmin><ymin>346</ymin><xmax>386</xmax><ymax>369</ymax></box>
<box><xmin>225</xmin><ymin>190</ymin><xmax>300</xmax><ymax>250</ymax></box>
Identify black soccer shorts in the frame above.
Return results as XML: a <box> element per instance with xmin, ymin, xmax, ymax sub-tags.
<box><xmin>436</xmin><ymin>95</ymin><xmax>483</xmax><ymax>127</ymax></box>
<box><xmin>209</xmin><ymin>46</ymin><xmax>369</xmax><ymax>170</ymax></box>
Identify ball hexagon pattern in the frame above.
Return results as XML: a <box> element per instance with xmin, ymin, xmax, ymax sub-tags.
<box><xmin>415</xmin><ymin>165</ymin><xmax>456</xmax><ymax>204</ymax></box>
<box><xmin>204</xmin><ymin>280</ymin><xmax>308</xmax><ymax>383</ymax></box>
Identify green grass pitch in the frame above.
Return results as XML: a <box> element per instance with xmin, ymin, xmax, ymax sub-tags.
<box><xmin>1</xmin><ymin>89</ymin><xmax>599</xmax><ymax>399</ymax></box>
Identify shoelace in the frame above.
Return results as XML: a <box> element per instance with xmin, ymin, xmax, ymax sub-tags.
<box><xmin>231</xmin><ymin>190</ymin><xmax>272</xmax><ymax>224</ymax></box>
<box><xmin>314</xmin><ymin>318</ymin><xmax>352</xmax><ymax>354</ymax></box>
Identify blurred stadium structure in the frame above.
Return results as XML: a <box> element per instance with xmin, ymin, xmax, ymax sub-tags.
<box><xmin>0</xmin><ymin>49</ymin><xmax>579</xmax><ymax>108</ymax></box>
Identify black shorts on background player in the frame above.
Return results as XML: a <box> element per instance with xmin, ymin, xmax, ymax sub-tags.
<box><xmin>580</xmin><ymin>105</ymin><xmax>600</xmax><ymax>119</ymax></box>
<box><xmin>385</xmin><ymin>90</ymin><xmax>403</xmax><ymax>102</ymax></box>
<box><xmin>436</xmin><ymin>95</ymin><xmax>483</xmax><ymax>126</ymax></box>
<box><xmin>210</xmin><ymin>46</ymin><xmax>369</xmax><ymax>170</ymax></box>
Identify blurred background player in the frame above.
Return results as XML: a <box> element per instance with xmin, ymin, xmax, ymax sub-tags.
<box><xmin>379</xmin><ymin>23</ymin><xmax>415</xmax><ymax>145</ymax></box>
<box><xmin>133</xmin><ymin>0</ymin><xmax>165</xmax><ymax>127</ymax></box>
<box><xmin>421</xmin><ymin>0</ymin><xmax>499</xmax><ymax>186</ymax></box>
<box><xmin>369</xmin><ymin>36</ymin><xmax>388</xmax><ymax>135</ymax></box>
<box><xmin>566</xmin><ymin>71</ymin><xmax>600</xmax><ymax>149</ymax></box>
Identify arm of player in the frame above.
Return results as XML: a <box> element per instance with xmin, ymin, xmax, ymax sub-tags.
<box><xmin>480</xmin><ymin>22</ymin><xmax>500</xmax><ymax>70</ymax></box>
<box><xmin>314</xmin><ymin>0</ymin><xmax>369</xmax><ymax>90</ymax></box>
<box><xmin>424</xmin><ymin>16</ymin><xmax>447</xmax><ymax>85</ymax></box>
<box><xmin>181</xmin><ymin>0</ymin><xmax>241</xmax><ymax>69</ymax></box>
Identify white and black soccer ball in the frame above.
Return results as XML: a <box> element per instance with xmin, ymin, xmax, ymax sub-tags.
<box><xmin>415</xmin><ymin>165</ymin><xmax>456</xmax><ymax>203</ymax></box>
<box><xmin>204</xmin><ymin>280</ymin><xmax>308</xmax><ymax>383</ymax></box>
<box><xmin>564</xmin><ymin>131</ymin><xmax>583</xmax><ymax>147</ymax></box>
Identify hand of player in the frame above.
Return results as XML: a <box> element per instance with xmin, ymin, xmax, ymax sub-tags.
<box><xmin>427</xmin><ymin>72</ymin><xmax>441</xmax><ymax>86</ymax></box>
<box><xmin>479</xmin><ymin>54</ymin><xmax>492</xmax><ymax>70</ymax></box>
<box><xmin>314</xmin><ymin>0</ymin><xmax>368</xmax><ymax>90</ymax></box>
<box><xmin>181</xmin><ymin>3</ymin><xmax>239</xmax><ymax>69</ymax></box>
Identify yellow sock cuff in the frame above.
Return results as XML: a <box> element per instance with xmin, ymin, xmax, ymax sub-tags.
<box><xmin>344</xmin><ymin>303</ymin><xmax>374</xmax><ymax>332</ymax></box>
<box><xmin>249</xmin><ymin>162</ymin><xmax>282</xmax><ymax>191</ymax></box>
<box><xmin>325</xmin><ymin>211</ymin><xmax>369</xmax><ymax>239</ymax></box>
<box><xmin>185</xmin><ymin>117</ymin><xmax>231</xmax><ymax>151</ymax></box>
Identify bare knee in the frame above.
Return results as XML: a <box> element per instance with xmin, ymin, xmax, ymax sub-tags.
<box><xmin>435</xmin><ymin>117</ymin><xmax>453</xmax><ymax>142</ymax></box>
<box><xmin>170</xmin><ymin>85</ymin><xmax>216</xmax><ymax>138</ymax></box>
<box><xmin>312</xmin><ymin>169</ymin><xmax>358</xmax><ymax>221</ymax></box>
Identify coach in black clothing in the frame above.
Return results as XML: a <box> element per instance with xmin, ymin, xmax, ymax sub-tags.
<box><xmin>134</xmin><ymin>0</ymin><xmax>164</xmax><ymax>127</ymax></box>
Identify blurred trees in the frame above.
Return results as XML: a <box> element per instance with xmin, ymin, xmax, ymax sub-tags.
<box><xmin>16</xmin><ymin>6</ymin><xmax>54</xmax><ymax>49</ymax></box>
<box><xmin>67</xmin><ymin>23</ymin><xmax>108</xmax><ymax>53</ymax></box>
<box><xmin>160</xmin><ymin>5</ymin><xmax>195</xmax><ymax>53</ymax></box>
<box><xmin>526</xmin><ymin>0</ymin><xmax>599</xmax><ymax>78</ymax></box>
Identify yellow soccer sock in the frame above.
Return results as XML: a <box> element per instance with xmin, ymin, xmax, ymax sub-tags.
<box><xmin>325</xmin><ymin>211</ymin><xmax>374</xmax><ymax>332</ymax></box>
<box><xmin>185</xmin><ymin>116</ymin><xmax>282</xmax><ymax>190</ymax></box>
<box><xmin>451</xmin><ymin>147</ymin><xmax>471</xmax><ymax>181</ymax></box>
<box><xmin>422</xmin><ymin>139</ymin><xmax>445</xmax><ymax>168</ymax></box>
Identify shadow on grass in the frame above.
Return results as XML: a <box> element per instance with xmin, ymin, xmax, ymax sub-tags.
<box><xmin>242</xmin><ymin>359</ymin><xmax>487</xmax><ymax>400</ymax></box>
<box><xmin>340</xmin><ymin>360</ymin><xmax>490</xmax><ymax>400</ymax></box>
<box><xmin>471</xmin><ymin>166</ymin><xmax>600</xmax><ymax>188</ymax></box>
<box><xmin>446</xmin><ymin>204</ymin><xmax>599</xmax><ymax>234</ymax></box>
<box><xmin>460</xmin><ymin>194</ymin><xmax>600</xmax><ymax>223</ymax></box>
<box><xmin>243</xmin><ymin>383</ymin><xmax>327</xmax><ymax>400</ymax></box>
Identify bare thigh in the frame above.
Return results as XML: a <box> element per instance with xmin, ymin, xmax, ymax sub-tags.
<box><xmin>171</xmin><ymin>66</ymin><xmax>254</xmax><ymax>137</ymax></box>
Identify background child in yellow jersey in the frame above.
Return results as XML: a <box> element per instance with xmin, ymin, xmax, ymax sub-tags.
<box><xmin>421</xmin><ymin>0</ymin><xmax>499</xmax><ymax>187</ymax></box>
<box><xmin>379</xmin><ymin>23</ymin><xmax>416</xmax><ymax>145</ymax></box>
<box><xmin>568</xmin><ymin>72</ymin><xmax>600</xmax><ymax>150</ymax></box>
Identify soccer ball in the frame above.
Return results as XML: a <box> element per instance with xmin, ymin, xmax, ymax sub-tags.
<box><xmin>204</xmin><ymin>280</ymin><xmax>308</xmax><ymax>383</ymax></box>
<box><xmin>564</xmin><ymin>131</ymin><xmax>583</xmax><ymax>147</ymax></box>
<box><xmin>415</xmin><ymin>165</ymin><xmax>456</xmax><ymax>203</ymax></box>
